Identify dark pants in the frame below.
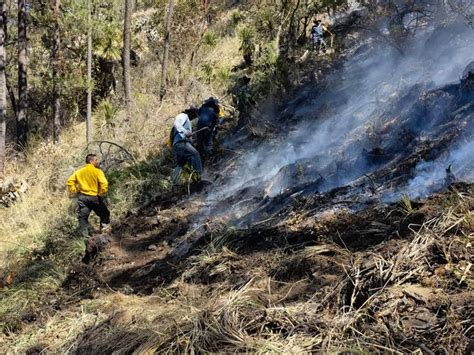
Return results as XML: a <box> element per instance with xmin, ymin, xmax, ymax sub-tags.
<box><xmin>312</xmin><ymin>37</ymin><xmax>327</xmax><ymax>52</ymax></box>
<box><xmin>196</xmin><ymin>127</ymin><xmax>213</xmax><ymax>163</ymax></box>
<box><xmin>173</xmin><ymin>141</ymin><xmax>203</xmax><ymax>174</ymax></box>
<box><xmin>77</xmin><ymin>194</ymin><xmax>110</xmax><ymax>236</ymax></box>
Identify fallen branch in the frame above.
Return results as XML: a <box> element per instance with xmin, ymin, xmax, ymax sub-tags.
<box><xmin>87</xmin><ymin>140</ymin><xmax>137</xmax><ymax>162</ymax></box>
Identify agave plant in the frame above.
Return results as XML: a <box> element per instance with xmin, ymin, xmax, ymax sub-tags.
<box><xmin>201</xmin><ymin>63</ymin><xmax>214</xmax><ymax>84</ymax></box>
<box><xmin>94</xmin><ymin>25</ymin><xmax>122</xmax><ymax>62</ymax></box>
<box><xmin>202</xmin><ymin>31</ymin><xmax>219</xmax><ymax>47</ymax></box>
<box><xmin>97</xmin><ymin>99</ymin><xmax>118</xmax><ymax>129</ymax></box>
<box><xmin>230</xmin><ymin>10</ymin><xmax>242</xmax><ymax>27</ymax></box>
<box><xmin>238</xmin><ymin>26</ymin><xmax>256</xmax><ymax>65</ymax></box>
<box><xmin>216</xmin><ymin>66</ymin><xmax>231</xmax><ymax>83</ymax></box>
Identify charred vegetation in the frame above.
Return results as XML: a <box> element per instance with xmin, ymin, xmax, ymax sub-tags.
<box><xmin>1</xmin><ymin>2</ymin><xmax>473</xmax><ymax>353</ymax></box>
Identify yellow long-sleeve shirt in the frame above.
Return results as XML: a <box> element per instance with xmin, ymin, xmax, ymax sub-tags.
<box><xmin>66</xmin><ymin>163</ymin><xmax>108</xmax><ymax>196</ymax></box>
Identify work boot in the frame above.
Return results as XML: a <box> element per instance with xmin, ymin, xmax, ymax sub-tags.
<box><xmin>82</xmin><ymin>238</ymin><xmax>96</xmax><ymax>264</ymax></box>
<box><xmin>82</xmin><ymin>234</ymin><xmax>109</xmax><ymax>264</ymax></box>
<box><xmin>100</xmin><ymin>223</ymin><xmax>112</xmax><ymax>234</ymax></box>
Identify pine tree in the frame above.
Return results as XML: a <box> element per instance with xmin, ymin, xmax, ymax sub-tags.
<box><xmin>123</xmin><ymin>0</ymin><xmax>132</xmax><ymax>119</ymax></box>
<box><xmin>159</xmin><ymin>0</ymin><xmax>174</xmax><ymax>101</ymax></box>
<box><xmin>17</xmin><ymin>0</ymin><xmax>27</xmax><ymax>147</ymax></box>
<box><xmin>86</xmin><ymin>0</ymin><xmax>92</xmax><ymax>144</ymax></box>
<box><xmin>50</xmin><ymin>0</ymin><xmax>61</xmax><ymax>143</ymax></box>
<box><xmin>0</xmin><ymin>0</ymin><xmax>6</xmax><ymax>176</ymax></box>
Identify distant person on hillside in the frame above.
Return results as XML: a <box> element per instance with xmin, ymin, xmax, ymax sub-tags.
<box><xmin>311</xmin><ymin>19</ymin><xmax>333</xmax><ymax>53</ymax></box>
<box><xmin>197</xmin><ymin>97</ymin><xmax>223</xmax><ymax>163</ymax></box>
<box><xmin>171</xmin><ymin>107</ymin><xmax>203</xmax><ymax>180</ymax></box>
<box><xmin>66</xmin><ymin>154</ymin><xmax>111</xmax><ymax>239</ymax></box>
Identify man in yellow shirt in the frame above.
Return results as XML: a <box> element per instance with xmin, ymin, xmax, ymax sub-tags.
<box><xmin>66</xmin><ymin>154</ymin><xmax>110</xmax><ymax>238</ymax></box>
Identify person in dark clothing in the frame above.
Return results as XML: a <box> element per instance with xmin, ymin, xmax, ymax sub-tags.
<box><xmin>171</xmin><ymin>107</ymin><xmax>203</xmax><ymax>178</ymax></box>
<box><xmin>197</xmin><ymin>97</ymin><xmax>221</xmax><ymax>162</ymax></box>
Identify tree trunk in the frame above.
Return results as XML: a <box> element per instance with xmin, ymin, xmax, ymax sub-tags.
<box><xmin>5</xmin><ymin>74</ymin><xmax>16</xmax><ymax>119</ymax></box>
<box><xmin>2</xmin><ymin>1</ymin><xmax>14</xmax><ymax>121</ymax></box>
<box><xmin>0</xmin><ymin>1</ymin><xmax>6</xmax><ymax>177</ymax></box>
<box><xmin>123</xmin><ymin>0</ymin><xmax>132</xmax><ymax>119</ymax></box>
<box><xmin>17</xmin><ymin>0</ymin><xmax>27</xmax><ymax>148</ymax></box>
<box><xmin>50</xmin><ymin>0</ymin><xmax>61</xmax><ymax>143</ymax></box>
<box><xmin>287</xmin><ymin>0</ymin><xmax>300</xmax><ymax>53</ymax></box>
<box><xmin>159</xmin><ymin>0</ymin><xmax>174</xmax><ymax>101</ymax></box>
<box><xmin>86</xmin><ymin>0</ymin><xmax>92</xmax><ymax>144</ymax></box>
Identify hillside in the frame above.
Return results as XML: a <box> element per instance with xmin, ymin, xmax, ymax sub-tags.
<box><xmin>0</xmin><ymin>1</ymin><xmax>473</xmax><ymax>353</ymax></box>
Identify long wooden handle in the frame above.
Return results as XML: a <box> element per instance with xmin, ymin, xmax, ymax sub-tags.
<box><xmin>191</xmin><ymin>126</ymin><xmax>210</xmax><ymax>136</ymax></box>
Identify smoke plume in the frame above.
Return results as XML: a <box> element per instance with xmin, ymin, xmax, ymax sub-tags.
<box><xmin>212</xmin><ymin>19</ymin><xmax>474</xmax><ymax>205</ymax></box>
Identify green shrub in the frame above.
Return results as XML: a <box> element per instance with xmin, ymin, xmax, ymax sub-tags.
<box><xmin>202</xmin><ymin>31</ymin><xmax>219</xmax><ymax>47</ymax></box>
<box><xmin>238</xmin><ymin>26</ymin><xmax>256</xmax><ymax>65</ymax></box>
<box><xmin>230</xmin><ymin>10</ymin><xmax>242</xmax><ymax>27</ymax></box>
<box><xmin>200</xmin><ymin>63</ymin><xmax>215</xmax><ymax>84</ymax></box>
<box><xmin>216</xmin><ymin>66</ymin><xmax>231</xmax><ymax>84</ymax></box>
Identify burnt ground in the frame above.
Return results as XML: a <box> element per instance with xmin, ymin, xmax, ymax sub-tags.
<box><xmin>12</xmin><ymin>16</ymin><xmax>474</xmax><ymax>353</ymax></box>
<box><xmin>28</xmin><ymin>113</ymin><xmax>474</xmax><ymax>352</ymax></box>
<box><xmin>58</xmin><ymin>21</ymin><xmax>474</xmax><ymax>352</ymax></box>
<box><xmin>58</xmin><ymin>178</ymin><xmax>473</xmax><ymax>353</ymax></box>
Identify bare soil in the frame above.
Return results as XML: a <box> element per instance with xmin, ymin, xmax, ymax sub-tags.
<box><xmin>57</xmin><ymin>180</ymin><xmax>473</xmax><ymax>353</ymax></box>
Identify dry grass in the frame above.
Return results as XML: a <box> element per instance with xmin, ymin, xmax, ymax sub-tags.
<box><xmin>315</xmin><ymin>190</ymin><xmax>474</xmax><ymax>352</ymax></box>
<box><xmin>149</xmin><ymin>189</ymin><xmax>473</xmax><ymax>353</ymax></box>
<box><xmin>2</xmin><ymin>303</ymin><xmax>106</xmax><ymax>353</ymax></box>
<box><xmin>5</xmin><ymin>186</ymin><xmax>469</xmax><ymax>353</ymax></box>
<box><xmin>0</xmin><ymin>124</ymin><xmax>86</xmax><ymax>258</ymax></box>
<box><xmin>0</xmin><ymin>293</ymin><xmax>179</xmax><ymax>353</ymax></box>
<box><xmin>2</xmin><ymin>6</ymin><xmax>471</xmax><ymax>354</ymax></box>
<box><xmin>0</xmin><ymin>16</ymin><xmax>244</xmax><ymax>351</ymax></box>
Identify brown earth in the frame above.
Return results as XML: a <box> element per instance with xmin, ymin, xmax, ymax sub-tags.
<box><xmin>57</xmin><ymin>181</ymin><xmax>473</xmax><ymax>353</ymax></box>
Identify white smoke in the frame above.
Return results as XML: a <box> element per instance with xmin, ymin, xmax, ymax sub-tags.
<box><xmin>211</xmin><ymin>20</ymin><xmax>474</xmax><ymax>203</ymax></box>
<box><xmin>403</xmin><ymin>139</ymin><xmax>474</xmax><ymax>199</ymax></box>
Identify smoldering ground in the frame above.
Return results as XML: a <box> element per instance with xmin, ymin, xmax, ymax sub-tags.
<box><xmin>209</xmin><ymin>20</ymin><xmax>474</xmax><ymax>211</ymax></box>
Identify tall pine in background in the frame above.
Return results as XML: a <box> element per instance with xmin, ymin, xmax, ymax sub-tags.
<box><xmin>17</xmin><ymin>0</ymin><xmax>27</xmax><ymax>148</ymax></box>
<box><xmin>50</xmin><ymin>0</ymin><xmax>61</xmax><ymax>143</ymax></box>
<box><xmin>123</xmin><ymin>0</ymin><xmax>132</xmax><ymax>120</ymax></box>
<box><xmin>0</xmin><ymin>0</ymin><xmax>6</xmax><ymax>176</ymax></box>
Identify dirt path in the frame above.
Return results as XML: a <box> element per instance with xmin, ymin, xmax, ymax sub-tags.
<box><xmin>86</xmin><ymin>190</ymin><xmax>208</xmax><ymax>293</ymax></box>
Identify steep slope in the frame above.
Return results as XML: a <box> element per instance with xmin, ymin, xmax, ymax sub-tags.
<box><xmin>60</xmin><ymin>19</ymin><xmax>474</xmax><ymax>353</ymax></box>
<box><xmin>2</xmin><ymin>10</ymin><xmax>473</xmax><ymax>354</ymax></box>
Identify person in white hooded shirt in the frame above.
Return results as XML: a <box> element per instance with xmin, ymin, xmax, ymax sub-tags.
<box><xmin>311</xmin><ymin>19</ymin><xmax>332</xmax><ymax>53</ymax></box>
<box><xmin>171</xmin><ymin>107</ymin><xmax>203</xmax><ymax>177</ymax></box>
